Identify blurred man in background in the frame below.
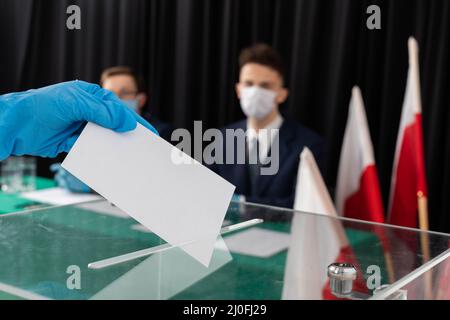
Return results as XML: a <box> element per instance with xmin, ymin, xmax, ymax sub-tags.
<box><xmin>100</xmin><ymin>66</ymin><xmax>173</xmax><ymax>141</ymax></box>
<box><xmin>210</xmin><ymin>43</ymin><xmax>325</xmax><ymax>209</ymax></box>
<box><xmin>51</xmin><ymin>66</ymin><xmax>173</xmax><ymax>193</ymax></box>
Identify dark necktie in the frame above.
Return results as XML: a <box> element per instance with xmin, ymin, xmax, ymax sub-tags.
<box><xmin>247</xmin><ymin>136</ymin><xmax>260</xmax><ymax>194</ymax></box>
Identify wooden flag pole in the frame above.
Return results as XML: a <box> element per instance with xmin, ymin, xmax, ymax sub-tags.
<box><xmin>376</xmin><ymin>225</ymin><xmax>396</xmax><ymax>283</ymax></box>
<box><xmin>418</xmin><ymin>192</ymin><xmax>429</xmax><ymax>231</ymax></box>
<box><xmin>383</xmin><ymin>250</ymin><xmax>396</xmax><ymax>284</ymax></box>
<box><xmin>418</xmin><ymin>191</ymin><xmax>433</xmax><ymax>299</ymax></box>
<box><xmin>372</xmin><ymin>223</ymin><xmax>396</xmax><ymax>284</ymax></box>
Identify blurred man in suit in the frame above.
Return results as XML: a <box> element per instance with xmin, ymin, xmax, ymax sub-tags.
<box><xmin>50</xmin><ymin>66</ymin><xmax>174</xmax><ymax>193</ymax></box>
<box><xmin>210</xmin><ymin>43</ymin><xmax>325</xmax><ymax>209</ymax></box>
<box><xmin>100</xmin><ymin>66</ymin><xmax>173</xmax><ymax>141</ymax></box>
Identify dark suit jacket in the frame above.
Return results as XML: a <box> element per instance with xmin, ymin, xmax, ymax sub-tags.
<box><xmin>209</xmin><ymin>118</ymin><xmax>325</xmax><ymax>209</ymax></box>
<box><xmin>143</xmin><ymin>113</ymin><xmax>174</xmax><ymax>143</ymax></box>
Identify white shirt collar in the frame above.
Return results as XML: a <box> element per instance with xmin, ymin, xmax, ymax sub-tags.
<box><xmin>246</xmin><ymin>113</ymin><xmax>284</xmax><ymax>139</ymax></box>
<box><xmin>246</xmin><ymin>113</ymin><xmax>284</xmax><ymax>162</ymax></box>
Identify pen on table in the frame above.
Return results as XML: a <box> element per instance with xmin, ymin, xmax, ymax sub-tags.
<box><xmin>88</xmin><ymin>218</ymin><xmax>264</xmax><ymax>270</ymax></box>
<box><xmin>220</xmin><ymin>218</ymin><xmax>264</xmax><ymax>235</ymax></box>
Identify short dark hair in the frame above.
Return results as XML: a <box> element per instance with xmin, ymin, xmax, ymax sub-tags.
<box><xmin>100</xmin><ymin>66</ymin><xmax>145</xmax><ymax>92</ymax></box>
<box><xmin>238</xmin><ymin>43</ymin><xmax>285</xmax><ymax>79</ymax></box>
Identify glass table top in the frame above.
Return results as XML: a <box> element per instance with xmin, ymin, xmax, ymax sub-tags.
<box><xmin>0</xmin><ymin>199</ymin><xmax>448</xmax><ymax>300</ymax></box>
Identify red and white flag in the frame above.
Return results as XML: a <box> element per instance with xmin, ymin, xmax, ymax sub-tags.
<box><xmin>336</xmin><ymin>86</ymin><xmax>385</xmax><ymax>223</ymax></box>
<box><xmin>388</xmin><ymin>37</ymin><xmax>428</xmax><ymax>228</ymax></box>
<box><xmin>282</xmin><ymin>148</ymin><xmax>365</xmax><ymax>299</ymax></box>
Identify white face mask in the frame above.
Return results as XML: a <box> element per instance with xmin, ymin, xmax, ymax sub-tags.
<box><xmin>121</xmin><ymin>98</ymin><xmax>139</xmax><ymax>112</ymax></box>
<box><xmin>239</xmin><ymin>86</ymin><xmax>277</xmax><ymax>120</ymax></box>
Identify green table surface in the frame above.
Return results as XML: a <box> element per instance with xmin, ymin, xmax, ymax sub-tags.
<box><xmin>0</xmin><ymin>177</ymin><xmax>56</xmax><ymax>214</ymax></box>
<box><xmin>0</xmin><ymin>179</ymin><xmax>394</xmax><ymax>300</ymax></box>
<box><xmin>0</xmin><ymin>200</ymin><xmax>389</xmax><ymax>300</ymax></box>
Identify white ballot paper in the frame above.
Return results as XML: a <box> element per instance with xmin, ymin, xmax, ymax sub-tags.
<box><xmin>21</xmin><ymin>187</ymin><xmax>102</xmax><ymax>206</ymax></box>
<box><xmin>216</xmin><ymin>228</ymin><xmax>291</xmax><ymax>258</ymax></box>
<box><xmin>62</xmin><ymin>122</ymin><xmax>235</xmax><ymax>267</ymax></box>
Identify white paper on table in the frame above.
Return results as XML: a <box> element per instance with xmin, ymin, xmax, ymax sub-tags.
<box><xmin>215</xmin><ymin>227</ymin><xmax>291</xmax><ymax>258</ymax></box>
<box><xmin>76</xmin><ymin>201</ymin><xmax>130</xmax><ymax>219</ymax></box>
<box><xmin>130</xmin><ymin>224</ymin><xmax>153</xmax><ymax>233</ymax></box>
<box><xmin>130</xmin><ymin>219</ymin><xmax>233</xmax><ymax>233</ymax></box>
<box><xmin>91</xmin><ymin>237</ymin><xmax>232</xmax><ymax>300</ymax></box>
<box><xmin>62</xmin><ymin>122</ymin><xmax>235</xmax><ymax>267</ymax></box>
<box><xmin>21</xmin><ymin>187</ymin><xmax>102</xmax><ymax>206</ymax></box>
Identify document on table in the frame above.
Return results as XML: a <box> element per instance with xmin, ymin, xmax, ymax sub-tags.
<box><xmin>91</xmin><ymin>237</ymin><xmax>232</xmax><ymax>300</ymax></box>
<box><xmin>21</xmin><ymin>187</ymin><xmax>102</xmax><ymax>206</ymax></box>
<box><xmin>215</xmin><ymin>227</ymin><xmax>291</xmax><ymax>258</ymax></box>
<box><xmin>130</xmin><ymin>219</ymin><xmax>233</xmax><ymax>233</ymax></box>
<box><xmin>62</xmin><ymin>122</ymin><xmax>235</xmax><ymax>267</ymax></box>
<box><xmin>76</xmin><ymin>201</ymin><xmax>130</xmax><ymax>219</ymax></box>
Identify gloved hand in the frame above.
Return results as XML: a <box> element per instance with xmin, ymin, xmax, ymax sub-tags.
<box><xmin>232</xmin><ymin>193</ymin><xmax>244</xmax><ymax>203</ymax></box>
<box><xmin>0</xmin><ymin>80</ymin><xmax>158</xmax><ymax>160</ymax></box>
<box><xmin>227</xmin><ymin>193</ymin><xmax>245</xmax><ymax>219</ymax></box>
<box><xmin>50</xmin><ymin>163</ymin><xmax>91</xmax><ymax>193</ymax></box>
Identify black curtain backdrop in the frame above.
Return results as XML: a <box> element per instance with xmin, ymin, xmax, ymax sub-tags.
<box><xmin>0</xmin><ymin>0</ymin><xmax>449</xmax><ymax>233</ymax></box>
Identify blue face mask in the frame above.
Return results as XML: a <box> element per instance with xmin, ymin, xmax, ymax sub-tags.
<box><xmin>121</xmin><ymin>99</ymin><xmax>139</xmax><ymax>112</ymax></box>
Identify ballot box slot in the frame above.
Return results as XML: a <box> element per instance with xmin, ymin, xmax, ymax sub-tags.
<box><xmin>87</xmin><ymin>218</ymin><xmax>264</xmax><ymax>270</ymax></box>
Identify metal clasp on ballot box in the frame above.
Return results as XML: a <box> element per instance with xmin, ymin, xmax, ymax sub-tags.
<box><xmin>327</xmin><ymin>263</ymin><xmax>407</xmax><ymax>300</ymax></box>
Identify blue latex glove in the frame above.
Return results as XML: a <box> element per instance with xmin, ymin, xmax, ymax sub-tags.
<box><xmin>50</xmin><ymin>163</ymin><xmax>91</xmax><ymax>193</ymax></box>
<box><xmin>231</xmin><ymin>193</ymin><xmax>243</xmax><ymax>203</ymax></box>
<box><xmin>0</xmin><ymin>80</ymin><xmax>158</xmax><ymax>160</ymax></box>
<box><xmin>228</xmin><ymin>193</ymin><xmax>244</xmax><ymax>218</ymax></box>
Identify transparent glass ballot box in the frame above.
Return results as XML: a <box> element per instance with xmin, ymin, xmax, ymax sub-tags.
<box><xmin>0</xmin><ymin>199</ymin><xmax>448</xmax><ymax>300</ymax></box>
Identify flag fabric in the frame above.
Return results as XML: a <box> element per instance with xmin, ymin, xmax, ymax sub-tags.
<box><xmin>435</xmin><ymin>242</ymin><xmax>450</xmax><ymax>300</ymax></box>
<box><xmin>335</xmin><ymin>87</ymin><xmax>393</xmax><ymax>281</ymax></box>
<box><xmin>336</xmin><ymin>86</ymin><xmax>385</xmax><ymax>223</ymax></box>
<box><xmin>282</xmin><ymin>148</ymin><xmax>365</xmax><ymax>299</ymax></box>
<box><xmin>388</xmin><ymin>37</ymin><xmax>428</xmax><ymax>228</ymax></box>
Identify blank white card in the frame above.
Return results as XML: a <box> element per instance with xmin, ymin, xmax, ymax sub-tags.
<box><xmin>62</xmin><ymin>123</ymin><xmax>235</xmax><ymax>267</ymax></box>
